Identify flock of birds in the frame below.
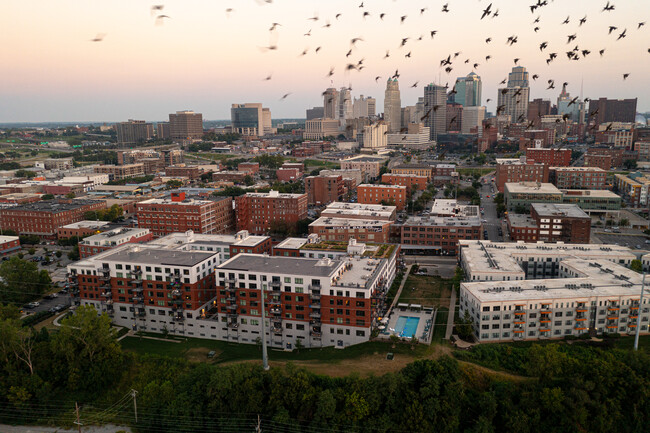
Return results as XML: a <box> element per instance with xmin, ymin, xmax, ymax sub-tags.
<box><xmin>87</xmin><ymin>1</ymin><xmax>648</xmax><ymax>128</ymax></box>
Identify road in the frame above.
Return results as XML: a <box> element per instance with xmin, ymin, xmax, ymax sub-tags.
<box><xmin>478</xmin><ymin>175</ymin><xmax>504</xmax><ymax>242</ymax></box>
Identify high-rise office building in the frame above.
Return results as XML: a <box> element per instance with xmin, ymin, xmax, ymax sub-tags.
<box><xmin>424</xmin><ymin>84</ymin><xmax>447</xmax><ymax>140</ymax></box>
<box><xmin>323</xmin><ymin>88</ymin><xmax>338</xmax><ymax>119</ymax></box>
<box><xmin>116</xmin><ymin>120</ymin><xmax>154</xmax><ymax>145</ymax></box>
<box><xmin>230</xmin><ymin>103</ymin><xmax>272</xmax><ymax>137</ymax></box>
<box><xmin>169</xmin><ymin>111</ymin><xmax>203</xmax><ymax>141</ymax></box>
<box><xmin>306</xmin><ymin>107</ymin><xmax>324</xmax><ymax>120</ymax></box>
<box><xmin>384</xmin><ymin>78</ymin><xmax>402</xmax><ymax>133</ymax></box>
<box><xmin>507</xmin><ymin>66</ymin><xmax>529</xmax><ymax>88</ymax></box>
<box><xmin>338</xmin><ymin>87</ymin><xmax>353</xmax><ymax>122</ymax></box>
<box><xmin>353</xmin><ymin>95</ymin><xmax>376</xmax><ymax>118</ymax></box>
<box><xmin>527</xmin><ymin>99</ymin><xmax>552</xmax><ymax>127</ymax></box>
<box><xmin>557</xmin><ymin>85</ymin><xmax>580</xmax><ymax>122</ymax></box>
<box><xmin>454</xmin><ymin>72</ymin><xmax>482</xmax><ymax>106</ymax></box>
<box><xmin>462</xmin><ymin>106</ymin><xmax>486</xmax><ymax>134</ymax></box>
<box><xmin>587</xmin><ymin>98</ymin><xmax>638</xmax><ymax>125</ymax></box>
<box><xmin>497</xmin><ymin>66</ymin><xmax>530</xmax><ymax>124</ymax></box>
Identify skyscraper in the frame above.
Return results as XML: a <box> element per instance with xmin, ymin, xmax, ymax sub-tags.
<box><xmin>453</xmin><ymin>72</ymin><xmax>482</xmax><ymax>106</ymax></box>
<box><xmin>557</xmin><ymin>85</ymin><xmax>580</xmax><ymax>122</ymax></box>
<box><xmin>424</xmin><ymin>84</ymin><xmax>447</xmax><ymax>140</ymax></box>
<box><xmin>587</xmin><ymin>98</ymin><xmax>638</xmax><ymax>125</ymax></box>
<box><xmin>116</xmin><ymin>120</ymin><xmax>154</xmax><ymax>145</ymax></box>
<box><xmin>323</xmin><ymin>88</ymin><xmax>338</xmax><ymax>119</ymax></box>
<box><xmin>230</xmin><ymin>103</ymin><xmax>271</xmax><ymax>137</ymax></box>
<box><xmin>169</xmin><ymin>111</ymin><xmax>203</xmax><ymax>141</ymax></box>
<box><xmin>337</xmin><ymin>87</ymin><xmax>353</xmax><ymax>122</ymax></box>
<box><xmin>353</xmin><ymin>95</ymin><xmax>376</xmax><ymax>118</ymax></box>
<box><xmin>497</xmin><ymin>66</ymin><xmax>530</xmax><ymax>123</ymax></box>
<box><xmin>384</xmin><ymin>78</ymin><xmax>402</xmax><ymax>133</ymax></box>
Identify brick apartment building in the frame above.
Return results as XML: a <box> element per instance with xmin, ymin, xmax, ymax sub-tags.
<box><xmin>549</xmin><ymin>167</ymin><xmax>607</xmax><ymax>190</ymax></box>
<box><xmin>165</xmin><ymin>165</ymin><xmax>203</xmax><ymax>180</ymax></box>
<box><xmin>432</xmin><ymin>164</ymin><xmax>460</xmax><ymax>186</ymax></box>
<box><xmin>305</xmin><ymin>175</ymin><xmax>345</xmax><ymax>205</ymax></box>
<box><xmin>525</xmin><ymin>148</ymin><xmax>571</xmax><ymax>166</ymax></box>
<box><xmin>212</xmin><ymin>171</ymin><xmax>249</xmax><ymax>183</ymax></box>
<box><xmin>276</xmin><ymin>168</ymin><xmax>302</xmax><ymax>183</ymax></box>
<box><xmin>57</xmin><ymin>221</ymin><xmax>110</xmax><ymax>239</ymax></box>
<box><xmin>95</xmin><ymin>164</ymin><xmax>145</xmax><ymax>181</ymax></box>
<box><xmin>237</xmin><ymin>162</ymin><xmax>260</xmax><ymax>175</ymax></box>
<box><xmin>0</xmin><ymin>235</ymin><xmax>21</xmax><ymax>255</ymax></box>
<box><xmin>235</xmin><ymin>191</ymin><xmax>308</xmax><ymax>234</ymax></box>
<box><xmin>390</xmin><ymin>163</ymin><xmax>433</xmax><ymax>180</ymax></box>
<box><xmin>357</xmin><ymin>184</ymin><xmax>407</xmax><ymax>210</ymax></box>
<box><xmin>228</xmin><ymin>230</ymin><xmax>273</xmax><ymax>257</ymax></box>
<box><xmin>0</xmin><ymin>200</ymin><xmax>106</xmax><ymax>237</ymax></box>
<box><xmin>495</xmin><ymin>161</ymin><xmax>549</xmax><ymax>193</ymax></box>
<box><xmin>137</xmin><ymin>192</ymin><xmax>219</xmax><ymax>236</ymax></box>
<box><xmin>381</xmin><ymin>174</ymin><xmax>428</xmax><ymax>193</ymax></box>
<box><xmin>79</xmin><ymin>228</ymin><xmax>154</xmax><ymax>258</ymax></box>
<box><xmin>211</xmin><ymin>196</ymin><xmax>236</xmax><ymax>234</ymax></box>
<box><xmin>400</xmin><ymin>216</ymin><xmax>481</xmax><ymax>255</ymax></box>
<box><xmin>584</xmin><ymin>147</ymin><xmax>625</xmax><ymax>170</ymax></box>
<box><xmin>507</xmin><ymin>203</ymin><xmax>591</xmax><ymax>244</ymax></box>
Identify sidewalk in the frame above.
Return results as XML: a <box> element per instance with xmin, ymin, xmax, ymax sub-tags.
<box><xmin>445</xmin><ymin>287</ymin><xmax>457</xmax><ymax>340</ymax></box>
<box><xmin>386</xmin><ymin>265</ymin><xmax>412</xmax><ymax>315</ymax></box>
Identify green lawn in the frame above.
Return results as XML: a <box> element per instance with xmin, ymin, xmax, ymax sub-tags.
<box><xmin>457</xmin><ymin>168</ymin><xmax>494</xmax><ymax>177</ymax></box>
<box><xmin>120</xmin><ymin>334</ymin><xmax>430</xmax><ymax>363</ymax></box>
<box><xmin>303</xmin><ymin>159</ymin><xmax>340</xmax><ymax>169</ymax></box>
<box><xmin>431</xmin><ymin>307</ymin><xmax>449</xmax><ymax>343</ymax></box>
<box><xmin>187</xmin><ymin>152</ymin><xmax>237</xmax><ymax>161</ymax></box>
<box><xmin>398</xmin><ymin>274</ymin><xmax>453</xmax><ymax>308</ymax></box>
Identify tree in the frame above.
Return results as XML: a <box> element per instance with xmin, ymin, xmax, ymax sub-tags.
<box><xmin>41</xmin><ymin>194</ymin><xmax>55</xmax><ymax>200</ymax></box>
<box><xmin>631</xmin><ymin>259</ymin><xmax>643</xmax><ymax>273</ymax></box>
<box><xmin>619</xmin><ymin>218</ymin><xmax>629</xmax><ymax>227</ymax></box>
<box><xmin>52</xmin><ymin>305</ymin><xmax>123</xmax><ymax>392</ymax></box>
<box><xmin>15</xmin><ymin>169</ymin><xmax>36</xmax><ymax>179</ymax></box>
<box><xmin>623</xmin><ymin>159</ymin><xmax>637</xmax><ymax>170</ymax></box>
<box><xmin>243</xmin><ymin>175</ymin><xmax>254</xmax><ymax>186</ymax></box>
<box><xmin>166</xmin><ymin>179</ymin><xmax>183</xmax><ymax>189</ymax></box>
<box><xmin>455</xmin><ymin>310</ymin><xmax>474</xmax><ymax>341</ymax></box>
<box><xmin>28</xmin><ymin>248</ymin><xmax>36</xmax><ymax>255</ymax></box>
<box><xmin>65</xmin><ymin>192</ymin><xmax>75</xmax><ymax>199</ymax></box>
<box><xmin>55</xmin><ymin>251</ymin><xmax>62</xmax><ymax>259</ymax></box>
<box><xmin>0</xmin><ymin>257</ymin><xmax>51</xmax><ymax>304</ymax></box>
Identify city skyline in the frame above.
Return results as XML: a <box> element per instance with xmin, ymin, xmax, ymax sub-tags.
<box><xmin>1</xmin><ymin>0</ymin><xmax>648</xmax><ymax>122</ymax></box>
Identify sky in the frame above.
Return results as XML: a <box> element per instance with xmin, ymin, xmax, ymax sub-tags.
<box><xmin>1</xmin><ymin>0</ymin><xmax>648</xmax><ymax>122</ymax></box>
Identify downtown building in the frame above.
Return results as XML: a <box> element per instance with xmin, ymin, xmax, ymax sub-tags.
<box><xmin>79</xmin><ymin>227</ymin><xmax>154</xmax><ymax>259</ymax></box>
<box><xmin>235</xmin><ymin>191</ymin><xmax>308</xmax><ymax>235</ymax></box>
<box><xmin>116</xmin><ymin>120</ymin><xmax>154</xmax><ymax>145</ymax></box>
<box><xmin>458</xmin><ymin>240</ymin><xmax>646</xmax><ymax>343</ymax></box>
<box><xmin>136</xmin><ymin>192</ymin><xmax>222</xmax><ymax>236</ymax></box>
<box><xmin>384</xmin><ymin>78</ymin><xmax>402</xmax><ymax>133</ymax></box>
<box><xmin>424</xmin><ymin>83</ymin><xmax>447</xmax><ymax>140</ymax></box>
<box><xmin>497</xmin><ymin>66</ymin><xmax>530</xmax><ymax>124</ymax></box>
<box><xmin>507</xmin><ymin>203</ymin><xmax>591</xmax><ymax>244</ymax></box>
<box><xmin>231</xmin><ymin>103</ymin><xmax>272</xmax><ymax>137</ymax></box>
<box><xmin>495</xmin><ymin>159</ymin><xmax>549</xmax><ymax>193</ymax></box>
<box><xmin>525</xmin><ymin>148</ymin><xmax>571</xmax><ymax>166</ymax></box>
<box><xmin>305</xmin><ymin>175</ymin><xmax>345</xmax><ymax>206</ymax></box>
<box><xmin>357</xmin><ymin>184</ymin><xmax>407</xmax><ymax>210</ymax></box>
<box><xmin>549</xmin><ymin>167</ymin><xmax>607</xmax><ymax>190</ymax></box>
<box><xmin>169</xmin><ymin>110</ymin><xmax>203</xmax><ymax>141</ymax></box>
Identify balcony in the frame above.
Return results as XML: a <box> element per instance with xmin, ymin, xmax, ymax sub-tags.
<box><xmin>267</xmin><ymin>298</ymin><xmax>281</xmax><ymax>306</ymax></box>
<box><xmin>225</xmin><ymin>284</ymin><xmax>237</xmax><ymax>292</ymax></box>
<box><xmin>172</xmin><ymin>314</ymin><xmax>185</xmax><ymax>322</ymax></box>
<box><xmin>226</xmin><ymin>296</ymin><xmax>236</xmax><ymax>302</ymax></box>
<box><xmin>135</xmin><ymin>310</ymin><xmax>146</xmax><ymax>318</ymax></box>
<box><xmin>269</xmin><ymin>307</ymin><xmax>282</xmax><ymax>315</ymax></box>
<box><xmin>132</xmin><ymin>267</ymin><xmax>142</xmax><ymax>275</ymax></box>
<box><xmin>309</xmin><ymin>312</ymin><xmax>321</xmax><ymax>319</ymax></box>
<box><xmin>607</xmin><ymin>306</ymin><xmax>620</xmax><ymax>311</ymax></box>
<box><xmin>227</xmin><ymin>321</ymin><xmax>239</xmax><ymax>329</ymax></box>
<box><xmin>171</xmin><ymin>289</ymin><xmax>182</xmax><ymax>297</ymax></box>
<box><xmin>99</xmin><ymin>274</ymin><xmax>111</xmax><ymax>282</ymax></box>
<box><xmin>101</xmin><ymin>291</ymin><xmax>112</xmax><ymax>298</ymax></box>
<box><xmin>226</xmin><ymin>304</ymin><xmax>237</xmax><ymax>311</ymax></box>
<box><xmin>606</xmin><ymin>316</ymin><xmax>618</xmax><ymax>321</ymax></box>
<box><xmin>310</xmin><ymin>331</ymin><xmax>322</xmax><ymax>338</ymax></box>
<box><xmin>309</xmin><ymin>293</ymin><xmax>321</xmax><ymax>301</ymax></box>
<box><xmin>132</xmin><ymin>296</ymin><xmax>144</xmax><ymax>303</ymax></box>
<box><xmin>576</xmin><ymin>307</ymin><xmax>588</xmax><ymax>313</ymax></box>
<box><xmin>130</xmin><ymin>278</ymin><xmax>142</xmax><ymax>285</ymax></box>
<box><xmin>271</xmin><ymin>326</ymin><xmax>283</xmax><ymax>334</ymax></box>
<box><xmin>269</xmin><ymin>281</ymin><xmax>282</xmax><ymax>291</ymax></box>
<box><xmin>227</xmin><ymin>312</ymin><xmax>239</xmax><ymax>319</ymax></box>
<box><xmin>309</xmin><ymin>303</ymin><xmax>321</xmax><ymax>309</ymax></box>
<box><xmin>514</xmin><ymin>311</ymin><xmax>526</xmax><ymax>316</ymax></box>
<box><xmin>606</xmin><ymin>325</ymin><xmax>618</xmax><ymax>329</ymax></box>
<box><xmin>575</xmin><ymin>326</ymin><xmax>587</xmax><ymax>331</ymax></box>
<box><xmin>225</xmin><ymin>277</ymin><xmax>236</xmax><ymax>285</ymax></box>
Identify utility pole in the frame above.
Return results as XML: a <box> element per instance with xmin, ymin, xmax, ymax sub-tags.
<box><xmin>74</xmin><ymin>402</ymin><xmax>82</xmax><ymax>433</ymax></box>
<box><xmin>260</xmin><ymin>286</ymin><xmax>269</xmax><ymax>370</ymax></box>
<box><xmin>131</xmin><ymin>389</ymin><xmax>138</xmax><ymax>423</ymax></box>
<box><xmin>634</xmin><ymin>273</ymin><xmax>646</xmax><ymax>351</ymax></box>
<box><xmin>255</xmin><ymin>414</ymin><xmax>263</xmax><ymax>433</ymax></box>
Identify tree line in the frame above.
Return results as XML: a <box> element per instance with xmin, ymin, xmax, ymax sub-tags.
<box><xmin>1</xmin><ymin>304</ymin><xmax>650</xmax><ymax>432</ymax></box>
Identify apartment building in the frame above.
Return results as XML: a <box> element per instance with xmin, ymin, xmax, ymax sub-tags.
<box><xmin>95</xmin><ymin>164</ymin><xmax>145</xmax><ymax>181</ymax></box>
<box><xmin>57</xmin><ymin>221</ymin><xmax>111</xmax><ymax>239</ymax></box>
<box><xmin>525</xmin><ymin>148</ymin><xmax>571</xmax><ymax>166</ymax></box>
<box><xmin>237</xmin><ymin>162</ymin><xmax>260</xmax><ymax>175</ymax></box>
<box><xmin>320</xmin><ymin>202</ymin><xmax>397</xmax><ymax>222</ymax></box>
<box><xmin>458</xmin><ymin>240</ymin><xmax>645</xmax><ymax>342</ymax></box>
<box><xmin>235</xmin><ymin>191</ymin><xmax>308</xmax><ymax>235</ymax></box>
<box><xmin>390</xmin><ymin>163</ymin><xmax>433</xmax><ymax>180</ymax></box>
<box><xmin>614</xmin><ymin>172</ymin><xmax>650</xmax><ymax>207</ymax></box>
<box><xmin>137</xmin><ymin>192</ymin><xmax>219</xmax><ymax>236</ymax></box>
<box><xmin>0</xmin><ymin>200</ymin><xmax>106</xmax><ymax>237</ymax></box>
<box><xmin>507</xmin><ymin>203</ymin><xmax>591</xmax><ymax>244</ymax></box>
<box><xmin>549</xmin><ymin>167</ymin><xmax>607</xmax><ymax>190</ymax></box>
<box><xmin>0</xmin><ymin>236</ymin><xmax>20</xmax><ymax>255</ymax></box>
<box><xmin>357</xmin><ymin>184</ymin><xmax>407</xmax><ymax>210</ymax></box>
<box><xmin>79</xmin><ymin>228</ymin><xmax>154</xmax><ymax>258</ymax></box>
<box><xmin>381</xmin><ymin>174</ymin><xmax>428</xmax><ymax>193</ymax></box>
<box><xmin>305</xmin><ymin>175</ymin><xmax>345</xmax><ymax>206</ymax></box>
<box><xmin>309</xmin><ymin>217</ymin><xmax>392</xmax><ymax>243</ymax></box>
<box><xmin>165</xmin><ymin>165</ymin><xmax>203</xmax><ymax>180</ymax></box>
<box><xmin>504</xmin><ymin>182</ymin><xmax>563</xmax><ymax>212</ymax></box>
<box><xmin>213</xmin><ymin>247</ymin><xmax>397</xmax><ymax>348</ymax></box>
<box><xmin>432</xmin><ymin>164</ymin><xmax>460</xmax><ymax>186</ymax></box>
<box><xmin>340</xmin><ymin>156</ymin><xmax>388</xmax><ymax>181</ymax></box>
<box><xmin>496</xmin><ymin>160</ymin><xmax>549</xmax><ymax>193</ymax></box>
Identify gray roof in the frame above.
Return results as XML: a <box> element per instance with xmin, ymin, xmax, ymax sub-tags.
<box><xmin>219</xmin><ymin>253</ymin><xmax>340</xmax><ymax>277</ymax></box>
<box><xmin>102</xmin><ymin>247</ymin><xmax>217</xmax><ymax>267</ymax></box>
<box><xmin>531</xmin><ymin>203</ymin><xmax>590</xmax><ymax>219</ymax></box>
<box><xmin>4</xmin><ymin>199</ymin><xmax>104</xmax><ymax>213</ymax></box>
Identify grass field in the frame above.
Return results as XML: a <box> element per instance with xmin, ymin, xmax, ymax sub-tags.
<box><xmin>187</xmin><ymin>152</ymin><xmax>237</xmax><ymax>161</ymax></box>
<box><xmin>302</xmin><ymin>159</ymin><xmax>340</xmax><ymax>169</ymax></box>
<box><xmin>431</xmin><ymin>307</ymin><xmax>449</xmax><ymax>343</ymax></box>
<box><xmin>457</xmin><ymin>168</ymin><xmax>494</xmax><ymax>177</ymax></box>
<box><xmin>398</xmin><ymin>274</ymin><xmax>453</xmax><ymax>308</ymax></box>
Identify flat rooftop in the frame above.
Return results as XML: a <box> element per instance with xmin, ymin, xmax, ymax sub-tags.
<box><xmin>274</xmin><ymin>237</ymin><xmax>309</xmax><ymax>250</ymax></box>
<box><xmin>403</xmin><ymin>215</ymin><xmax>481</xmax><ymax>227</ymax></box>
<box><xmin>343</xmin><ymin>156</ymin><xmax>388</xmax><ymax>163</ymax></box>
<box><xmin>358</xmin><ymin>184</ymin><xmax>407</xmax><ymax>189</ymax></box>
<box><xmin>80</xmin><ymin>228</ymin><xmax>150</xmax><ymax>245</ymax></box>
<box><xmin>219</xmin><ymin>253</ymin><xmax>340</xmax><ymax>277</ymax></box>
<box><xmin>463</xmin><ymin>258</ymin><xmax>643</xmax><ymax>303</ymax></box>
<box><xmin>393</xmin><ymin>163</ymin><xmax>432</xmax><ymax>169</ymax></box>
<box><xmin>244</xmin><ymin>191</ymin><xmax>305</xmax><ymax>199</ymax></box>
<box><xmin>3</xmin><ymin>199</ymin><xmax>104</xmax><ymax>213</ymax></box>
<box><xmin>431</xmin><ymin>199</ymin><xmax>479</xmax><ymax>217</ymax></box>
<box><xmin>531</xmin><ymin>203</ymin><xmax>590</xmax><ymax>219</ymax></box>
<box><xmin>561</xmin><ymin>189</ymin><xmax>621</xmax><ymax>199</ymax></box>
<box><xmin>321</xmin><ymin>202</ymin><xmax>396</xmax><ymax>220</ymax></box>
<box><xmin>102</xmin><ymin>245</ymin><xmax>217</xmax><ymax>267</ymax></box>
<box><xmin>149</xmin><ymin>232</ymin><xmax>237</xmax><ymax>248</ymax></box>
<box><xmin>310</xmin><ymin>216</ymin><xmax>390</xmax><ymax>228</ymax></box>
<box><xmin>138</xmin><ymin>197</ymin><xmax>212</xmax><ymax>206</ymax></box>
<box><xmin>551</xmin><ymin>166</ymin><xmax>606</xmax><ymax>172</ymax></box>
<box><xmin>60</xmin><ymin>221</ymin><xmax>110</xmax><ymax>230</ymax></box>
<box><xmin>0</xmin><ymin>235</ymin><xmax>19</xmax><ymax>243</ymax></box>
<box><xmin>508</xmin><ymin>214</ymin><xmax>538</xmax><ymax>228</ymax></box>
<box><xmin>504</xmin><ymin>182</ymin><xmax>562</xmax><ymax>195</ymax></box>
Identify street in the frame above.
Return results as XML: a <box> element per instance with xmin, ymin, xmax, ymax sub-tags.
<box><xmin>478</xmin><ymin>174</ymin><xmax>504</xmax><ymax>242</ymax></box>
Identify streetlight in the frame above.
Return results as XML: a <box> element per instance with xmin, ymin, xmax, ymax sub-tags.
<box><xmin>634</xmin><ymin>273</ymin><xmax>646</xmax><ymax>351</ymax></box>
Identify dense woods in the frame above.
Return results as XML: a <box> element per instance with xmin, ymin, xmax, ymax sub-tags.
<box><xmin>1</xmin><ymin>305</ymin><xmax>650</xmax><ymax>432</ymax></box>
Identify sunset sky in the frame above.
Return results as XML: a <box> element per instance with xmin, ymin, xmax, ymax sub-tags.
<box><xmin>1</xmin><ymin>0</ymin><xmax>648</xmax><ymax>122</ymax></box>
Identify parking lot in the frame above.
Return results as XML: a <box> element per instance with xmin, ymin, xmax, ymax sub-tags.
<box><xmin>592</xmin><ymin>232</ymin><xmax>650</xmax><ymax>250</ymax></box>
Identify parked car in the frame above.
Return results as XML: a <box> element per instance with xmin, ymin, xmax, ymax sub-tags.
<box><xmin>26</xmin><ymin>302</ymin><xmax>40</xmax><ymax>308</ymax></box>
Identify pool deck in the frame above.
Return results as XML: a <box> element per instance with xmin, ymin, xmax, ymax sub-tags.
<box><xmin>382</xmin><ymin>307</ymin><xmax>435</xmax><ymax>343</ymax></box>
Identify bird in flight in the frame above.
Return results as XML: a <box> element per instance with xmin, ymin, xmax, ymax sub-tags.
<box><xmin>155</xmin><ymin>15</ymin><xmax>171</xmax><ymax>25</ymax></box>
<box><xmin>617</xmin><ymin>29</ymin><xmax>627</xmax><ymax>40</ymax></box>
<box><xmin>603</xmin><ymin>1</ymin><xmax>615</xmax><ymax>12</ymax></box>
<box><xmin>263</xmin><ymin>74</ymin><xmax>272</xmax><ymax>81</ymax></box>
<box><xmin>280</xmin><ymin>93</ymin><xmax>291</xmax><ymax>100</ymax></box>
<box><xmin>151</xmin><ymin>5</ymin><xmax>164</xmax><ymax>16</ymax></box>
<box><xmin>481</xmin><ymin>3</ymin><xmax>492</xmax><ymax>19</ymax></box>
<box><xmin>90</xmin><ymin>33</ymin><xmax>106</xmax><ymax>42</ymax></box>
<box><xmin>623</xmin><ymin>73</ymin><xmax>630</xmax><ymax>80</ymax></box>
<box><xmin>442</xmin><ymin>4</ymin><xmax>450</xmax><ymax>13</ymax></box>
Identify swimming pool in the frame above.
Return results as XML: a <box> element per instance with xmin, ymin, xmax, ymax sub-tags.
<box><xmin>395</xmin><ymin>316</ymin><xmax>420</xmax><ymax>338</ymax></box>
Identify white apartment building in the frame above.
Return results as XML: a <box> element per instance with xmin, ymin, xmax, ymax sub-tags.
<box><xmin>458</xmin><ymin>240</ymin><xmax>646</xmax><ymax>342</ymax></box>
